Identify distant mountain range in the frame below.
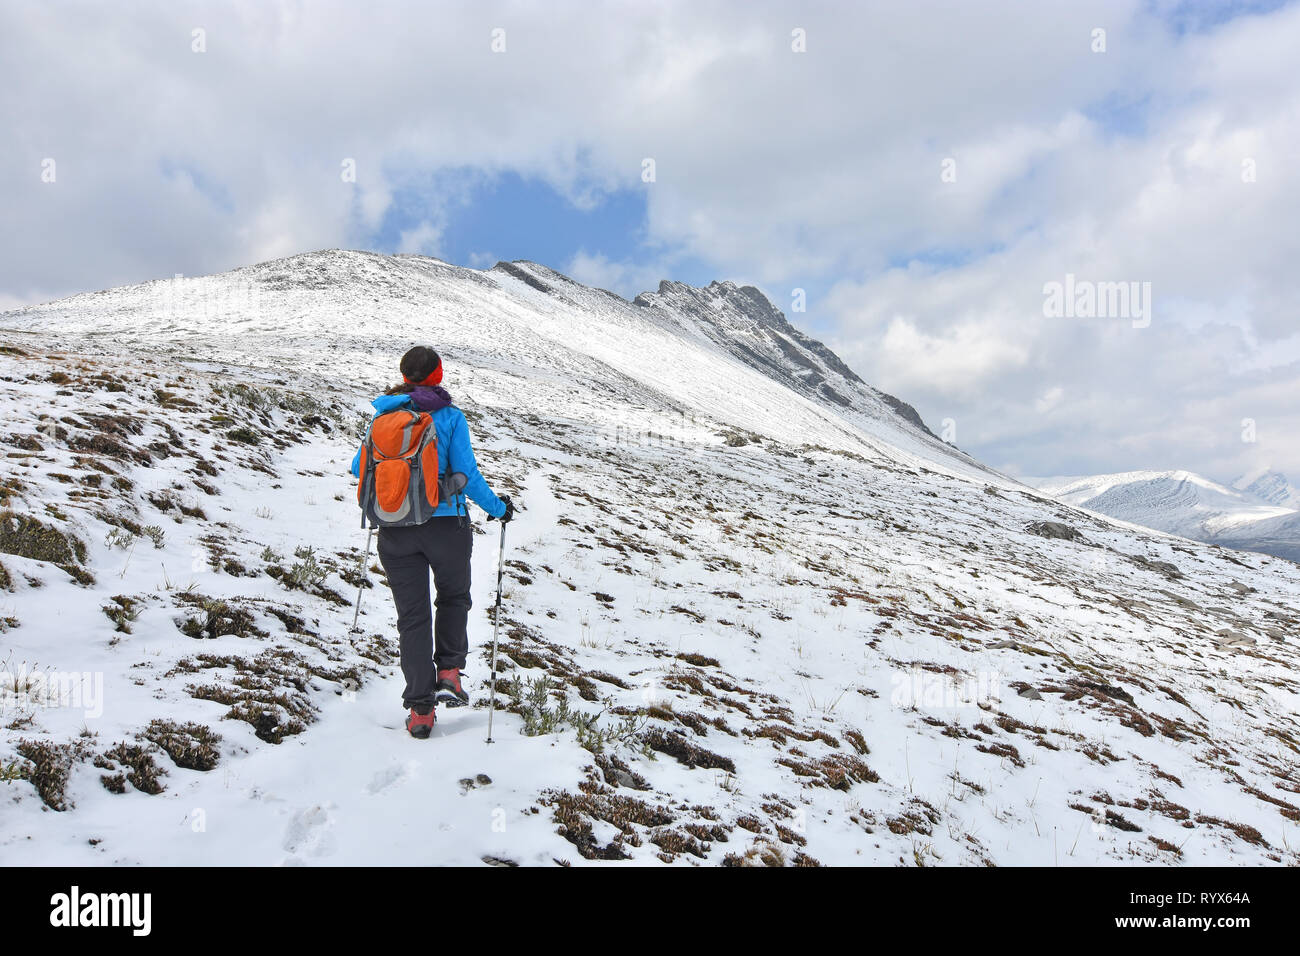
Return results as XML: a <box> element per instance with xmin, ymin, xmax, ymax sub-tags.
<box><xmin>1235</xmin><ymin>468</ymin><xmax>1300</xmax><ymax>509</ymax></box>
<box><xmin>1029</xmin><ymin>469</ymin><xmax>1300</xmax><ymax>563</ymax></box>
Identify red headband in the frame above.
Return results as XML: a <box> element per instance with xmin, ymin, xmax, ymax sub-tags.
<box><xmin>404</xmin><ymin>362</ymin><xmax>443</xmax><ymax>387</ymax></box>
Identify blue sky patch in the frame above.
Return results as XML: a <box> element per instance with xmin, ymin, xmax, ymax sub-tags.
<box><xmin>1152</xmin><ymin>0</ymin><xmax>1294</xmax><ymax>36</ymax></box>
<box><xmin>367</xmin><ymin>169</ymin><xmax>655</xmax><ymax>275</ymax></box>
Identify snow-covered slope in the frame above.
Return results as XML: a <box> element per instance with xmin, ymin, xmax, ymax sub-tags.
<box><xmin>630</xmin><ymin>275</ymin><xmax>952</xmax><ymax>446</ymax></box>
<box><xmin>7</xmin><ymin>251</ymin><xmax>985</xmax><ymax>483</ymax></box>
<box><xmin>1031</xmin><ymin>470</ymin><xmax>1300</xmax><ymax>563</ymax></box>
<box><xmin>1235</xmin><ymin>469</ymin><xmax>1300</xmax><ymax>510</ymax></box>
<box><xmin>2</xmin><ymin>250</ymin><xmax>1299</xmax><ymax>867</ymax></box>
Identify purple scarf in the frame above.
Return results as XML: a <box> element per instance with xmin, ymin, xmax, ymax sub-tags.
<box><xmin>409</xmin><ymin>385</ymin><xmax>452</xmax><ymax>412</ymax></box>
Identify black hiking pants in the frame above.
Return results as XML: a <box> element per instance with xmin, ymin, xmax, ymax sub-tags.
<box><xmin>377</xmin><ymin>517</ymin><xmax>473</xmax><ymax>710</ymax></box>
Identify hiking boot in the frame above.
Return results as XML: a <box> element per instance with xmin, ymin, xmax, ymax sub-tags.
<box><xmin>405</xmin><ymin>704</ymin><xmax>435</xmax><ymax>739</ymax></box>
<box><xmin>435</xmin><ymin>668</ymin><xmax>469</xmax><ymax>708</ymax></box>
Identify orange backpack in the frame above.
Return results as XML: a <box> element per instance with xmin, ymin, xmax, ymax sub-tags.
<box><xmin>356</xmin><ymin>410</ymin><xmax>442</xmax><ymax>527</ymax></box>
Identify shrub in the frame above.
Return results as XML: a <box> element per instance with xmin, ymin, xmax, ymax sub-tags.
<box><xmin>285</xmin><ymin>545</ymin><xmax>328</xmax><ymax>589</ymax></box>
<box><xmin>142</xmin><ymin>719</ymin><xmax>222</xmax><ymax>771</ymax></box>
<box><xmin>641</xmin><ymin>728</ymin><xmax>736</xmax><ymax>772</ymax></box>
<box><xmin>104</xmin><ymin>527</ymin><xmax>136</xmax><ymax>550</ymax></box>
<box><xmin>102</xmin><ymin>595</ymin><xmax>141</xmax><ymax>633</ymax></box>
<box><xmin>1</xmin><ymin>511</ymin><xmax>86</xmax><ymax>565</ymax></box>
<box><xmin>101</xmin><ymin>742</ymin><xmax>167</xmax><ymax>794</ymax></box>
<box><xmin>504</xmin><ymin>675</ymin><xmax>646</xmax><ymax>754</ymax></box>
<box><xmin>225</xmin><ymin>427</ymin><xmax>261</xmax><ymax>445</ymax></box>
<box><xmin>0</xmin><ymin>511</ymin><xmax>92</xmax><ymax>585</ymax></box>
<box><xmin>177</xmin><ymin>597</ymin><xmax>264</xmax><ymax>640</ymax></box>
<box><xmin>15</xmin><ymin>739</ymin><xmax>85</xmax><ymax>810</ymax></box>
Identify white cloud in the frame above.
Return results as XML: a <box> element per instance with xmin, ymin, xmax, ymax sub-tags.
<box><xmin>1</xmin><ymin>0</ymin><xmax>1297</xmax><ymax>482</ymax></box>
<box><xmin>1035</xmin><ymin>387</ymin><xmax>1065</xmax><ymax>415</ymax></box>
<box><xmin>876</xmin><ymin>316</ymin><xmax>1032</xmax><ymax>396</ymax></box>
<box><xmin>564</xmin><ymin>250</ymin><xmax>670</xmax><ymax>299</ymax></box>
<box><xmin>397</xmin><ymin>222</ymin><xmax>443</xmax><ymax>257</ymax></box>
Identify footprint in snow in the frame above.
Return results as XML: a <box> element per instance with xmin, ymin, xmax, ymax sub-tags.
<box><xmin>366</xmin><ymin>762</ymin><xmax>413</xmax><ymax>795</ymax></box>
<box><xmin>282</xmin><ymin>803</ymin><xmax>336</xmax><ymax>859</ymax></box>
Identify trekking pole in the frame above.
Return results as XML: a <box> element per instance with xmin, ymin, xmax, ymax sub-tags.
<box><xmin>486</xmin><ymin>521</ymin><xmax>507</xmax><ymax>744</ymax></box>
<box><xmin>350</xmin><ymin>528</ymin><xmax>374</xmax><ymax>633</ymax></box>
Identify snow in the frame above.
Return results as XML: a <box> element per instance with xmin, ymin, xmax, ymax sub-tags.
<box><xmin>1</xmin><ymin>250</ymin><xmax>1298</xmax><ymax>867</ymax></box>
<box><xmin>1234</xmin><ymin>469</ymin><xmax>1300</xmax><ymax>509</ymax></box>
<box><xmin>1028</xmin><ymin>470</ymin><xmax>1300</xmax><ymax>560</ymax></box>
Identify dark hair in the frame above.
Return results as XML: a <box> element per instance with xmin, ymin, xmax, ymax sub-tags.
<box><xmin>386</xmin><ymin>346</ymin><xmax>440</xmax><ymax>395</ymax></box>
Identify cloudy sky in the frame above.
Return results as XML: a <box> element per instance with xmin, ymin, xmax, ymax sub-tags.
<box><xmin>2</xmin><ymin>0</ymin><xmax>1296</xmax><ymax>484</ymax></box>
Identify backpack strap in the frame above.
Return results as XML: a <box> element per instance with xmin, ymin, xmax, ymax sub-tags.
<box><xmin>439</xmin><ymin>471</ymin><xmax>469</xmax><ymax>527</ymax></box>
<box><xmin>358</xmin><ymin>419</ymin><xmax>377</xmax><ymax>528</ymax></box>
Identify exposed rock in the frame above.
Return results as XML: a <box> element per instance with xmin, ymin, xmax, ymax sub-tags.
<box><xmin>1214</xmin><ymin>629</ymin><xmax>1256</xmax><ymax>648</ymax></box>
<box><xmin>1127</xmin><ymin>554</ymin><xmax>1183</xmax><ymax>579</ymax></box>
<box><xmin>630</xmin><ymin>278</ymin><xmax>961</xmax><ymax>448</ymax></box>
<box><xmin>1025</xmin><ymin>521</ymin><xmax>1084</xmax><ymax>542</ymax></box>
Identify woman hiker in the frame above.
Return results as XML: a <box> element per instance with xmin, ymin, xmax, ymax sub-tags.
<box><xmin>351</xmin><ymin>346</ymin><xmax>514</xmax><ymax>738</ymax></box>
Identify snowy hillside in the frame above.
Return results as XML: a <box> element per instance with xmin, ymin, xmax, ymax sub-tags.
<box><xmin>1235</xmin><ymin>470</ymin><xmax>1300</xmax><ymax>510</ymax></box>
<box><xmin>1032</xmin><ymin>471</ymin><xmax>1300</xmax><ymax>564</ymax></box>
<box><xmin>630</xmin><ymin>275</ymin><xmax>946</xmax><ymax>443</ymax></box>
<box><xmin>2</xmin><ymin>250</ymin><xmax>1298</xmax><ymax>867</ymax></box>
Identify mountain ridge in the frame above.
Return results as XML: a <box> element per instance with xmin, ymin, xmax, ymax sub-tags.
<box><xmin>1030</xmin><ymin>469</ymin><xmax>1300</xmax><ymax>563</ymax></box>
<box><xmin>1235</xmin><ymin>469</ymin><xmax>1300</xmax><ymax>509</ymax></box>
<box><xmin>6</xmin><ymin>248</ymin><xmax>971</xmax><ymax>478</ymax></box>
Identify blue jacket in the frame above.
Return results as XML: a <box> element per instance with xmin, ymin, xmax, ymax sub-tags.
<box><xmin>350</xmin><ymin>394</ymin><xmax>506</xmax><ymax>519</ymax></box>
